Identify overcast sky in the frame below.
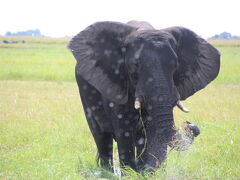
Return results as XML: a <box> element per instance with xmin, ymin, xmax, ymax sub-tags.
<box><xmin>1</xmin><ymin>0</ymin><xmax>239</xmax><ymax>38</ymax></box>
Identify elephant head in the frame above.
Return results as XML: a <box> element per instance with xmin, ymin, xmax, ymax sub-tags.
<box><xmin>68</xmin><ymin>21</ymin><xmax>220</xmax><ymax>170</ymax></box>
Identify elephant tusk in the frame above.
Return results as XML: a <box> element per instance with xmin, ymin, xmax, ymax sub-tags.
<box><xmin>177</xmin><ymin>100</ymin><xmax>189</xmax><ymax>113</ymax></box>
<box><xmin>134</xmin><ymin>98</ymin><xmax>141</xmax><ymax>110</ymax></box>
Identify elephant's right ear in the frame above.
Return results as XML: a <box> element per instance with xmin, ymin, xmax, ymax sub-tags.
<box><xmin>68</xmin><ymin>22</ymin><xmax>135</xmax><ymax>104</ymax></box>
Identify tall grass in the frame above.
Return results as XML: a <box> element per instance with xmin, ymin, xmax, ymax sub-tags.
<box><xmin>0</xmin><ymin>38</ymin><xmax>240</xmax><ymax>179</ymax></box>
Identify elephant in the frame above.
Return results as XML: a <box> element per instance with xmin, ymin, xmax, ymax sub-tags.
<box><xmin>68</xmin><ymin>21</ymin><xmax>220</xmax><ymax>171</ymax></box>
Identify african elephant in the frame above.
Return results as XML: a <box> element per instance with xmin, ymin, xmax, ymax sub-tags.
<box><xmin>68</xmin><ymin>21</ymin><xmax>220</xmax><ymax>171</ymax></box>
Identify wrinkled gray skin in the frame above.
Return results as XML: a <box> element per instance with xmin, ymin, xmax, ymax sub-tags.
<box><xmin>68</xmin><ymin>21</ymin><xmax>220</xmax><ymax>172</ymax></box>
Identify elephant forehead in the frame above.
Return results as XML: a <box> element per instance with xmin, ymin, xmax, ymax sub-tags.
<box><xmin>126</xmin><ymin>20</ymin><xmax>155</xmax><ymax>30</ymax></box>
<box><xmin>126</xmin><ymin>30</ymin><xmax>175</xmax><ymax>49</ymax></box>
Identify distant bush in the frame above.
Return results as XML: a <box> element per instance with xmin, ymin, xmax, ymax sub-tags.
<box><xmin>5</xmin><ymin>29</ymin><xmax>43</xmax><ymax>37</ymax></box>
<box><xmin>209</xmin><ymin>32</ymin><xmax>240</xmax><ymax>40</ymax></box>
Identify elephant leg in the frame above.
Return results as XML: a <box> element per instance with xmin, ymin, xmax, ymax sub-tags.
<box><xmin>116</xmin><ymin>130</ymin><xmax>136</xmax><ymax>170</ymax></box>
<box><xmin>76</xmin><ymin>75</ymin><xmax>113</xmax><ymax>169</ymax></box>
<box><xmin>113</xmin><ymin>110</ymin><xmax>139</xmax><ymax>170</ymax></box>
<box><xmin>95</xmin><ymin>132</ymin><xmax>113</xmax><ymax>168</ymax></box>
<box><xmin>81</xmin><ymin>100</ymin><xmax>114</xmax><ymax>169</ymax></box>
<box><xmin>81</xmin><ymin>99</ymin><xmax>114</xmax><ymax>169</ymax></box>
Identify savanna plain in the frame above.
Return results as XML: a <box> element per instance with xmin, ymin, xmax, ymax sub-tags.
<box><xmin>0</xmin><ymin>36</ymin><xmax>239</xmax><ymax>180</ymax></box>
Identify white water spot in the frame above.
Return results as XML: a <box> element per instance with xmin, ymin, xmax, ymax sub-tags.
<box><xmin>148</xmin><ymin>77</ymin><xmax>153</xmax><ymax>82</ymax></box>
<box><xmin>100</xmin><ymin>38</ymin><xmax>105</xmax><ymax>43</ymax></box>
<box><xmin>134</xmin><ymin>43</ymin><xmax>144</xmax><ymax>59</ymax></box>
<box><xmin>86</xmin><ymin>108</ymin><xmax>92</xmax><ymax>118</ymax></box>
<box><xmin>91</xmin><ymin>106</ymin><xmax>96</xmax><ymax>111</ymax></box>
<box><xmin>109</xmin><ymin>102</ymin><xmax>114</xmax><ymax>108</ymax></box>
<box><xmin>83</xmin><ymin>85</ymin><xmax>87</xmax><ymax>90</ymax></box>
<box><xmin>106</xmin><ymin>88</ymin><xmax>112</xmax><ymax>94</ymax></box>
<box><xmin>117</xmin><ymin>114</ymin><xmax>123</xmax><ymax>119</ymax></box>
<box><xmin>138</xmin><ymin>137</ymin><xmax>145</xmax><ymax>145</ymax></box>
<box><xmin>151</xmin><ymin>96</ymin><xmax>158</xmax><ymax>101</ymax></box>
<box><xmin>147</xmin><ymin>105</ymin><xmax>153</xmax><ymax>110</ymax></box>
<box><xmin>158</xmin><ymin>97</ymin><xmax>164</xmax><ymax>102</ymax></box>
<box><xmin>121</xmin><ymin>47</ymin><xmax>126</xmax><ymax>53</ymax></box>
<box><xmin>147</xmin><ymin>116</ymin><xmax>153</xmax><ymax>121</ymax></box>
<box><xmin>120</xmin><ymin>154</ymin><xmax>125</xmax><ymax>159</ymax></box>
<box><xmin>115</xmin><ymin>94</ymin><xmax>123</xmax><ymax>99</ymax></box>
<box><xmin>117</xmin><ymin>59</ymin><xmax>124</xmax><ymax>64</ymax></box>
<box><xmin>91</xmin><ymin>90</ymin><xmax>97</xmax><ymax>94</ymax></box>
<box><xmin>104</xmin><ymin>49</ymin><xmax>112</xmax><ymax>57</ymax></box>
<box><xmin>124</xmin><ymin>120</ymin><xmax>130</xmax><ymax>125</ymax></box>
<box><xmin>115</xmin><ymin>69</ymin><xmax>120</xmax><ymax>75</ymax></box>
<box><xmin>124</xmin><ymin>132</ymin><xmax>130</xmax><ymax>137</ymax></box>
<box><xmin>86</xmin><ymin>49</ymin><xmax>92</xmax><ymax>55</ymax></box>
<box><xmin>134</xmin><ymin>53</ymin><xmax>140</xmax><ymax>59</ymax></box>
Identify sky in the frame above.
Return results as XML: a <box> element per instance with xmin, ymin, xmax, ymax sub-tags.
<box><xmin>0</xmin><ymin>0</ymin><xmax>239</xmax><ymax>38</ymax></box>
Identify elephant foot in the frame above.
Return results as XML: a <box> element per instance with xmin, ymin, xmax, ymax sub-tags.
<box><xmin>169</xmin><ymin>121</ymin><xmax>200</xmax><ymax>151</ymax></box>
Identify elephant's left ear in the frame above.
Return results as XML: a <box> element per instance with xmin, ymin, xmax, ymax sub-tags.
<box><xmin>166</xmin><ymin>27</ymin><xmax>220</xmax><ymax>100</ymax></box>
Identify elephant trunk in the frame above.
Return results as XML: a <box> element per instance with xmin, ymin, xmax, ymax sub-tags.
<box><xmin>139</xmin><ymin>104</ymin><xmax>176</xmax><ymax>170</ymax></box>
<box><xmin>134</xmin><ymin>72</ymin><xmax>177</xmax><ymax>170</ymax></box>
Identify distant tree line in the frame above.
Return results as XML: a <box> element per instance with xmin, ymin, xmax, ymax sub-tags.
<box><xmin>5</xmin><ymin>29</ymin><xmax>43</xmax><ymax>36</ymax></box>
<box><xmin>209</xmin><ymin>32</ymin><xmax>240</xmax><ymax>40</ymax></box>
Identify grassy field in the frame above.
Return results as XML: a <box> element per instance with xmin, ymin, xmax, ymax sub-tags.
<box><xmin>0</xmin><ymin>36</ymin><xmax>240</xmax><ymax>179</ymax></box>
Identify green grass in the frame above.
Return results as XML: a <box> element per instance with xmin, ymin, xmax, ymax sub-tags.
<box><xmin>0</xmin><ymin>36</ymin><xmax>75</xmax><ymax>81</ymax></box>
<box><xmin>0</xmin><ymin>37</ymin><xmax>240</xmax><ymax>179</ymax></box>
<box><xmin>0</xmin><ymin>81</ymin><xmax>96</xmax><ymax>179</ymax></box>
